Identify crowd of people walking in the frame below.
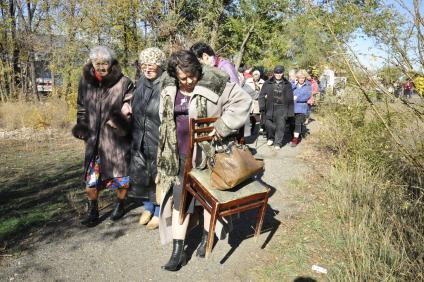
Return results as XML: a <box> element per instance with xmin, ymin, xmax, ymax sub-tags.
<box><xmin>72</xmin><ymin>43</ymin><xmax>318</xmax><ymax>271</ymax></box>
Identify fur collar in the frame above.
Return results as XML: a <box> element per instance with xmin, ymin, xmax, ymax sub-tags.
<box><xmin>82</xmin><ymin>61</ymin><xmax>123</xmax><ymax>88</ymax></box>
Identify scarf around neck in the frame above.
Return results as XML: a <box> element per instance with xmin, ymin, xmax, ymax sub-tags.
<box><xmin>156</xmin><ymin>65</ymin><xmax>228</xmax><ymax>193</ymax></box>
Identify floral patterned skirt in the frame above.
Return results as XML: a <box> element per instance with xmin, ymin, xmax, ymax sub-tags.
<box><xmin>85</xmin><ymin>155</ymin><xmax>129</xmax><ymax>190</ymax></box>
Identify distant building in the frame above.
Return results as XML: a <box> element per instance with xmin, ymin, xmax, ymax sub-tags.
<box><xmin>33</xmin><ymin>34</ymin><xmax>65</xmax><ymax>94</ymax></box>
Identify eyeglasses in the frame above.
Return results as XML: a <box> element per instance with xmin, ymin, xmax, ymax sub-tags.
<box><xmin>141</xmin><ymin>64</ymin><xmax>158</xmax><ymax>72</ymax></box>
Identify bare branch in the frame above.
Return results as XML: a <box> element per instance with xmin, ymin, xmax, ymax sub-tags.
<box><xmin>309</xmin><ymin>5</ymin><xmax>424</xmax><ymax>170</ymax></box>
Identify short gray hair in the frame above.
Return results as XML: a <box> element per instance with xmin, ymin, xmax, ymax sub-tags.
<box><xmin>89</xmin><ymin>46</ymin><xmax>116</xmax><ymax>63</ymax></box>
<box><xmin>288</xmin><ymin>69</ymin><xmax>297</xmax><ymax>77</ymax></box>
<box><xmin>296</xmin><ymin>69</ymin><xmax>308</xmax><ymax>78</ymax></box>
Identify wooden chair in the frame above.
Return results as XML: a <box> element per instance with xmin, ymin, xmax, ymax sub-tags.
<box><xmin>179</xmin><ymin>117</ymin><xmax>270</xmax><ymax>258</ymax></box>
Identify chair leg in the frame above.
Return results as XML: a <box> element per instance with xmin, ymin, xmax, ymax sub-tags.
<box><xmin>206</xmin><ymin>205</ymin><xmax>218</xmax><ymax>258</ymax></box>
<box><xmin>254</xmin><ymin>197</ymin><xmax>268</xmax><ymax>242</ymax></box>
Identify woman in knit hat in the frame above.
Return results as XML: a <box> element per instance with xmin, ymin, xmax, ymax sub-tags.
<box><xmin>123</xmin><ymin>47</ymin><xmax>166</xmax><ymax>230</ymax></box>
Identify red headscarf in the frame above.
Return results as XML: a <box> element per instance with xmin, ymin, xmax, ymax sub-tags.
<box><xmin>94</xmin><ymin>70</ymin><xmax>104</xmax><ymax>82</ymax></box>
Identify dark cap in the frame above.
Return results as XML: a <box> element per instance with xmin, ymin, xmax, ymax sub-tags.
<box><xmin>274</xmin><ymin>65</ymin><xmax>284</xmax><ymax>74</ymax></box>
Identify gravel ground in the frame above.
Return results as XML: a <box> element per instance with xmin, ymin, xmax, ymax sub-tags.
<box><xmin>0</xmin><ymin>133</ymin><xmax>311</xmax><ymax>282</ymax></box>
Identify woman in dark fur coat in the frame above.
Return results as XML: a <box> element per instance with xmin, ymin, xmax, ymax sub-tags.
<box><xmin>72</xmin><ymin>46</ymin><xmax>134</xmax><ymax>226</ymax></box>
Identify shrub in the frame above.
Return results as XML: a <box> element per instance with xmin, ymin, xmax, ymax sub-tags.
<box><xmin>0</xmin><ymin>98</ymin><xmax>73</xmax><ymax>130</ymax></box>
<box><xmin>314</xmin><ymin>100</ymin><xmax>424</xmax><ymax>280</ymax></box>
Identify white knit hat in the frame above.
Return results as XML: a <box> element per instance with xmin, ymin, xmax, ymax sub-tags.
<box><xmin>139</xmin><ymin>47</ymin><xmax>166</xmax><ymax>66</ymax></box>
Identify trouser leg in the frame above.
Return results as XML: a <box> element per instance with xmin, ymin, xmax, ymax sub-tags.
<box><xmin>143</xmin><ymin>201</ymin><xmax>154</xmax><ymax>213</ymax></box>
<box><xmin>294</xmin><ymin>114</ymin><xmax>306</xmax><ymax>135</ymax></box>
<box><xmin>265</xmin><ymin>119</ymin><xmax>275</xmax><ymax>140</ymax></box>
<box><xmin>274</xmin><ymin>116</ymin><xmax>287</xmax><ymax>146</ymax></box>
<box><xmin>153</xmin><ymin>205</ymin><xmax>160</xmax><ymax>217</ymax></box>
<box><xmin>259</xmin><ymin>113</ymin><xmax>266</xmax><ymax>132</ymax></box>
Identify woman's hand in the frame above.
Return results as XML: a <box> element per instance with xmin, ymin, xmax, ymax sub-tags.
<box><xmin>106</xmin><ymin>120</ymin><xmax>117</xmax><ymax>128</ymax></box>
<box><xmin>208</xmin><ymin>128</ymin><xmax>222</xmax><ymax>141</ymax></box>
<box><xmin>121</xmin><ymin>102</ymin><xmax>132</xmax><ymax>119</ymax></box>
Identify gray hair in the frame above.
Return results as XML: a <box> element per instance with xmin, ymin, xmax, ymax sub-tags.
<box><xmin>89</xmin><ymin>46</ymin><xmax>116</xmax><ymax>64</ymax></box>
<box><xmin>296</xmin><ymin>69</ymin><xmax>308</xmax><ymax>78</ymax></box>
<box><xmin>288</xmin><ymin>69</ymin><xmax>297</xmax><ymax>77</ymax></box>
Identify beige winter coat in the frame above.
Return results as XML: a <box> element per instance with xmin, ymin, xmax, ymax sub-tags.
<box><xmin>158</xmin><ymin>72</ymin><xmax>252</xmax><ymax>244</ymax></box>
<box><xmin>243</xmin><ymin>77</ymin><xmax>265</xmax><ymax>114</ymax></box>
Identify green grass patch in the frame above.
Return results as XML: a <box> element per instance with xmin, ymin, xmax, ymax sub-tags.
<box><xmin>0</xmin><ymin>203</ymin><xmax>65</xmax><ymax>239</ymax></box>
<box><xmin>256</xmin><ymin>178</ymin><xmax>345</xmax><ymax>281</ymax></box>
<box><xmin>0</xmin><ymin>133</ymin><xmax>86</xmax><ymax>248</ymax></box>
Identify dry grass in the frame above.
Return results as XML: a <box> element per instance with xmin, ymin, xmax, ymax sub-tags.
<box><xmin>257</xmin><ymin>95</ymin><xmax>423</xmax><ymax>281</ymax></box>
<box><xmin>0</xmin><ymin>98</ymin><xmax>73</xmax><ymax>130</ymax></box>
<box><xmin>310</xmin><ymin>97</ymin><xmax>424</xmax><ymax>280</ymax></box>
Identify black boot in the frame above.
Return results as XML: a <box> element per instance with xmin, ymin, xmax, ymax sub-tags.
<box><xmin>110</xmin><ymin>199</ymin><xmax>125</xmax><ymax>221</ymax></box>
<box><xmin>196</xmin><ymin>229</ymin><xmax>209</xmax><ymax>258</ymax></box>
<box><xmin>162</xmin><ymin>239</ymin><xmax>187</xmax><ymax>271</ymax></box>
<box><xmin>80</xmin><ymin>200</ymin><xmax>99</xmax><ymax>227</ymax></box>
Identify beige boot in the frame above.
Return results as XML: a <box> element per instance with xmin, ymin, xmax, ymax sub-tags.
<box><xmin>139</xmin><ymin>210</ymin><xmax>152</xmax><ymax>225</ymax></box>
<box><xmin>146</xmin><ymin>216</ymin><xmax>159</xmax><ymax>230</ymax></box>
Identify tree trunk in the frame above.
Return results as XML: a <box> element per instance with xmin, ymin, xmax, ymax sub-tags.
<box><xmin>210</xmin><ymin>19</ymin><xmax>219</xmax><ymax>50</ymax></box>
<box><xmin>9</xmin><ymin>0</ymin><xmax>20</xmax><ymax>92</ymax></box>
<box><xmin>123</xmin><ymin>23</ymin><xmax>129</xmax><ymax>70</ymax></box>
<box><xmin>29</xmin><ymin>52</ymin><xmax>39</xmax><ymax>101</ymax></box>
<box><xmin>235</xmin><ymin>24</ymin><xmax>255</xmax><ymax>70</ymax></box>
<box><xmin>0</xmin><ymin>60</ymin><xmax>6</xmax><ymax>102</ymax></box>
<box><xmin>209</xmin><ymin>1</ymin><xmax>225</xmax><ymax>50</ymax></box>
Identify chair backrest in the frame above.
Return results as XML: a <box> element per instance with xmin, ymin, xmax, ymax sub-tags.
<box><xmin>182</xmin><ymin>117</ymin><xmax>218</xmax><ymax>187</ymax></box>
<box><xmin>185</xmin><ymin>117</ymin><xmax>244</xmax><ymax>171</ymax></box>
<box><xmin>190</xmin><ymin>117</ymin><xmax>218</xmax><ymax>145</ymax></box>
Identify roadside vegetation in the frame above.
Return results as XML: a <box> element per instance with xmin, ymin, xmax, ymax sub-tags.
<box><xmin>0</xmin><ymin>98</ymin><xmax>72</xmax><ymax>130</ymax></box>
<box><xmin>316</xmin><ymin>95</ymin><xmax>423</xmax><ymax>280</ymax></box>
<box><xmin>259</xmin><ymin>93</ymin><xmax>423</xmax><ymax>281</ymax></box>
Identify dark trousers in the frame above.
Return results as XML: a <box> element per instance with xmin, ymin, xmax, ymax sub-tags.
<box><xmin>260</xmin><ymin>113</ymin><xmax>266</xmax><ymax>131</ymax></box>
<box><xmin>265</xmin><ymin>105</ymin><xmax>287</xmax><ymax>146</ymax></box>
<box><xmin>294</xmin><ymin>113</ymin><xmax>306</xmax><ymax>134</ymax></box>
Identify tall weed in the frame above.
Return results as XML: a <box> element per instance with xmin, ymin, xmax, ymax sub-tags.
<box><xmin>315</xmin><ymin>100</ymin><xmax>424</xmax><ymax>280</ymax></box>
<box><xmin>0</xmin><ymin>98</ymin><xmax>73</xmax><ymax>130</ymax></box>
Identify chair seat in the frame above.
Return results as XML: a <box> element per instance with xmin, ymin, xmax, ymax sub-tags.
<box><xmin>189</xmin><ymin>169</ymin><xmax>268</xmax><ymax>204</ymax></box>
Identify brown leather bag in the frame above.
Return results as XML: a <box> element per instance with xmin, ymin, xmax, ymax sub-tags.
<box><xmin>210</xmin><ymin>143</ymin><xmax>264</xmax><ymax>190</ymax></box>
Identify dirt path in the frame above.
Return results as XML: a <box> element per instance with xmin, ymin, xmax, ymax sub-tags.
<box><xmin>0</xmin><ymin>131</ymin><xmax>312</xmax><ymax>282</ymax></box>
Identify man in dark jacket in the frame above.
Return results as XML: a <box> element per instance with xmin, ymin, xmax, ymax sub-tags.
<box><xmin>258</xmin><ymin>65</ymin><xmax>294</xmax><ymax>150</ymax></box>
